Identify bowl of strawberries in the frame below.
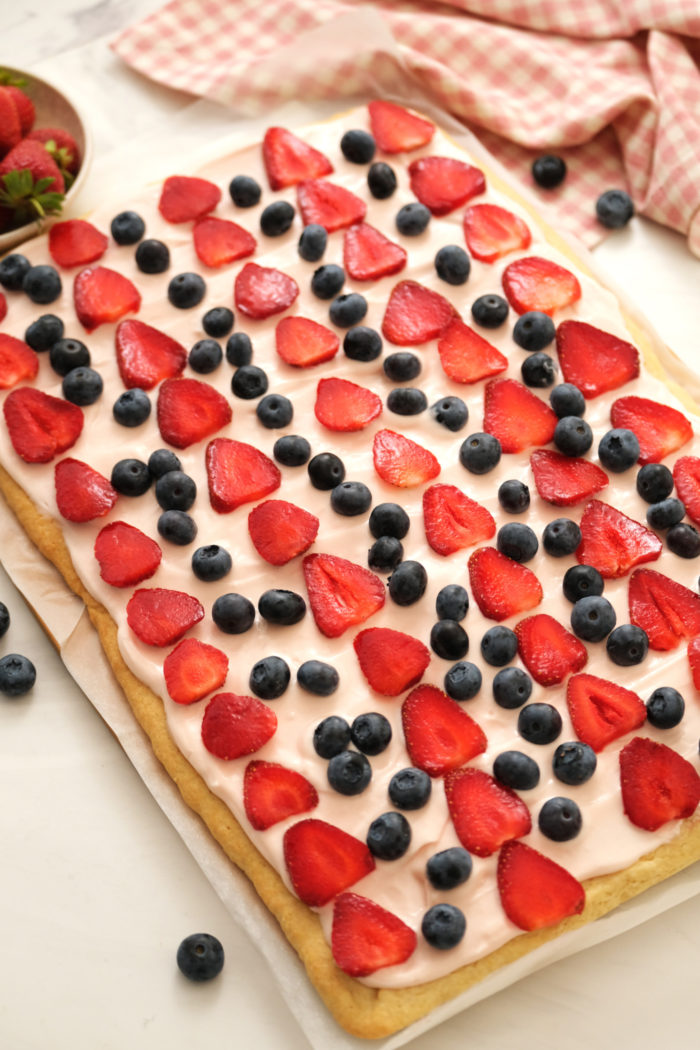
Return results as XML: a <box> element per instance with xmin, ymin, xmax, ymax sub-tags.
<box><xmin>0</xmin><ymin>66</ymin><xmax>91</xmax><ymax>252</ymax></box>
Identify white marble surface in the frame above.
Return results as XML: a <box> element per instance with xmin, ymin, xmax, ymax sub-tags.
<box><xmin>0</xmin><ymin>3</ymin><xmax>699</xmax><ymax>1049</ymax></box>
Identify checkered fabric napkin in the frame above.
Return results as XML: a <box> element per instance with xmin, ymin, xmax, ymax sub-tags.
<box><xmin>112</xmin><ymin>0</ymin><xmax>700</xmax><ymax>256</ymax></box>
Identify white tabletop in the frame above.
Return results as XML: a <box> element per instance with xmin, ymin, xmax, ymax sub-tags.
<box><xmin>1</xmin><ymin>3</ymin><xmax>699</xmax><ymax>1048</ymax></box>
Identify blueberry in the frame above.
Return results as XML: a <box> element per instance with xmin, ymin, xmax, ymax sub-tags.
<box><xmin>667</xmin><ymin>523</ymin><xmax>700</xmax><ymax>558</ymax></box>
<box><xmin>202</xmin><ymin>306</ymin><xmax>234</xmax><ymax>338</ymax></box>
<box><xmin>368</xmin><ymin>536</ymin><xmax>404</xmax><ymax>573</ymax></box>
<box><xmin>343</xmin><ymin>325</ymin><xmax>382</xmax><ymax>361</ymax></box>
<box><xmin>327</xmin><ymin>750</ymin><xmax>372</xmax><ymax>795</ymax></box>
<box><xmin>367</xmin><ymin>161</ymin><xmax>397</xmax><ymax>199</ymax></box>
<box><xmin>426</xmin><ymin>847</ymin><xmax>472</xmax><ymax>891</ymax></box>
<box><xmin>260</xmin><ymin>200</ymin><xmax>295</xmax><ymax>236</ymax></box>
<box><xmin>636</xmin><ymin>462</ymin><xmax>674</xmax><ymax>503</ymax></box>
<box><xmin>148</xmin><ymin>448</ymin><xmax>182</xmax><ymax>478</ymax></box>
<box><xmin>311</xmin><ymin>264</ymin><xmax>345</xmax><ymax>300</ymax></box>
<box><xmin>387</xmin><ymin>387</ymin><xmax>428</xmax><ymax>415</ymax></box>
<box><xmin>0</xmin><ymin>653</ymin><xmax>36</xmax><ymax>696</ymax></box>
<box><xmin>157</xmin><ymin>510</ymin><xmax>198</xmax><ymax>546</ymax></box>
<box><xmin>110</xmin><ymin>210</ymin><xmax>145</xmax><ymax>245</ymax></box>
<box><xmin>596</xmin><ymin>189</ymin><xmax>634</xmax><ymax>228</ymax></box>
<box><xmin>646</xmin><ymin>686</ymin><xmax>685</xmax><ymax>728</ymax></box>
<box><xmin>444</xmin><ymin>661</ymin><xmax>482</xmax><ymax>701</ymax></box>
<box><xmin>518</xmin><ymin>702</ymin><xmax>562</xmax><ymax>745</ymax></box>
<box><xmin>552</xmin><ymin>741</ymin><xmax>597</xmax><ymax>785</ymax></box>
<box><xmin>539</xmin><ymin>797</ymin><xmax>582</xmax><ymax>841</ymax></box>
<box><xmin>497</xmin><ymin>522</ymin><xmax>539</xmax><ymax>562</ymax></box>
<box><xmin>298</xmin><ymin>223</ymin><xmax>327</xmax><ymax>262</ymax></box>
<box><xmin>257</xmin><ymin>589</ymin><xmax>306</xmax><ymax>625</ymax></box>
<box><xmin>562</xmin><ymin>563</ymin><xmax>604</xmax><ymax>603</ymax></box>
<box><xmin>367</xmin><ymin>812</ymin><xmax>411</xmax><ymax>860</ymax></box>
<box><xmin>369</xmin><ymin>502</ymin><xmax>410</xmax><ymax>539</ymax></box>
<box><xmin>459</xmin><ymin>432</ymin><xmax>502</xmax><ymax>474</ymax></box>
<box><xmin>313</xmin><ymin>715</ymin><xmax>351</xmax><ymax>759</ymax></box>
<box><xmin>329</xmin><ymin>292</ymin><xmax>367</xmax><ymax>327</ymax></box>
<box><xmin>212</xmin><ymin>593</ymin><xmax>255</xmax><ymax>635</ymax></box>
<box><xmin>62</xmin><ymin>366</ymin><xmax>103</xmax><ymax>406</ymax></box>
<box><xmin>273</xmin><ymin>434</ymin><xmax>311</xmax><ymax>467</ymax></box>
<box><xmin>331</xmin><ymin>480</ymin><xmax>372</xmax><ymax>516</ymax></box>
<box><xmin>549</xmin><ymin>383</ymin><xmax>586</xmax><ymax>418</ymax></box>
<box><xmin>231</xmin><ymin>364</ymin><xmax>268</xmax><ymax>399</ymax></box>
<box><xmin>480</xmin><ymin>625</ymin><xmax>517</xmax><ymax>666</ymax></box>
<box><xmin>430</xmin><ymin>620</ymin><xmax>469</xmax><ymax>660</ymax></box>
<box><xmin>554</xmin><ymin>415</ymin><xmax>593</xmax><ymax>457</ymax></box>
<box><xmin>111</xmin><ymin>458</ymin><xmax>151</xmax><ymax>496</ymax></box>
<box><xmin>191</xmin><ymin>544</ymin><xmax>232</xmax><ymax>582</ymax></box>
<box><xmin>471</xmin><ymin>293</ymin><xmax>509</xmax><ymax>328</ymax></box>
<box><xmin>135</xmin><ymin>238</ymin><xmax>170</xmax><ymax>273</ymax></box>
<box><xmin>50</xmin><ymin>337</ymin><xmax>90</xmax><ymax>376</ymax></box>
<box><xmin>0</xmin><ymin>602</ymin><xmax>9</xmax><ymax>638</ymax></box>
<box><xmin>435</xmin><ymin>245</ymin><xmax>470</xmax><ymax>285</ymax></box>
<box><xmin>598</xmin><ymin>428</ymin><xmax>640</xmax><ymax>472</ymax></box>
<box><xmin>155</xmin><ymin>470</ymin><xmax>197</xmax><ymax>511</ymax></box>
<box><xmin>351</xmin><ymin>712</ymin><xmax>392</xmax><ymax>755</ymax></box>
<box><xmin>606</xmin><ymin>623</ymin><xmax>649</xmax><ymax>666</ymax></box>
<box><xmin>496</xmin><ymin>479</ymin><xmax>529</xmax><ymax>515</ymax></box>
<box><xmin>22</xmin><ymin>264</ymin><xmax>61</xmax><ymax>303</ymax></box>
<box><xmin>24</xmin><ymin>313</ymin><xmax>64</xmax><ymax>351</ymax></box>
<box><xmin>543</xmin><ymin>517</ymin><xmax>581</xmax><ymax>556</ymax></box>
<box><xmin>493</xmin><ymin>750</ymin><xmax>540</xmax><ymax>791</ymax></box>
<box><xmin>225</xmin><ymin>331</ymin><xmax>253</xmax><ymax>367</ymax></box>
<box><xmin>249</xmin><ymin>655</ymin><xmax>290</xmax><ymax>699</ymax></box>
<box><xmin>521</xmin><ymin>351</ymin><xmax>556</xmax><ymax>387</ymax></box>
<box><xmin>113</xmin><ymin>388</ymin><xmax>151</xmax><ymax>427</ymax></box>
<box><xmin>188</xmin><ymin>338</ymin><xmax>222</xmax><ymax>374</ymax></box>
<box><xmin>570</xmin><ymin>595</ymin><xmax>616</xmax><ymax>642</ymax></box>
<box><xmin>308</xmin><ymin>451</ymin><xmax>345</xmax><ymax>490</ymax></box>
<box><xmin>435</xmin><ymin>584</ymin><xmax>469</xmax><ymax>622</ymax></box>
<box><xmin>340</xmin><ymin>129</ymin><xmax>376</xmax><ymax>164</ymax></box>
<box><xmin>646</xmin><ymin>497</ymin><xmax>686</xmax><ymax>530</ymax></box>
<box><xmin>492</xmin><ymin>667</ymin><xmax>532</xmax><ymax>709</ymax></box>
<box><xmin>256</xmin><ymin>393</ymin><xmax>293</xmax><ymax>428</ymax></box>
<box><xmin>229</xmin><ymin>174</ymin><xmax>261</xmax><ymax>208</ymax></box>
<box><xmin>168</xmin><ymin>272</ymin><xmax>206</xmax><ymax>309</ymax></box>
<box><xmin>421</xmin><ymin>904</ymin><xmax>466</xmax><ymax>950</ymax></box>
<box><xmin>383</xmin><ymin>351</ymin><xmax>421</xmax><ymax>382</ymax></box>
<box><xmin>532</xmin><ymin>154</ymin><xmax>567</xmax><ymax>188</ymax></box>
<box><xmin>396</xmin><ymin>202</ymin><xmax>431</xmax><ymax>235</ymax></box>
<box><xmin>431</xmin><ymin>395</ymin><xmax>468</xmax><ymax>432</ymax></box>
<box><xmin>0</xmin><ymin>253</ymin><xmax>30</xmax><ymax>290</ymax></box>
<box><xmin>176</xmin><ymin>933</ymin><xmax>224</xmax><ymax>982</ymax></box>
<box><xmin>512</xmin><ymin>311</ymin><xmax>555</xmax><ymax>352</ymax></box>
<box><xmin>388</xmin><ymin>560</ymin><xmax>427</xmax><ymax>606</ymax></box>
<box><xmin>388</xmin><ymin>767</ymin><xmax>432</xmax><ymax>810</ymax></box>
<box><xmin>297</xmin><ymin>660</ymin><xmax>339</xmax><ymax>696</ymax></box>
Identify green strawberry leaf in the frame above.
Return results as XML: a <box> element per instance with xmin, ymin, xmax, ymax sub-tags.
<box><xmin>0</xmin><ymin>169</ymin><xmax>65</xmax><ymax>227</ymax></box>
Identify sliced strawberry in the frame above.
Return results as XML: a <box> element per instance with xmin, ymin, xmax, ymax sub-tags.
<box><xmin>343</xmin><ymin>222</ymin><xmax>407</xmax><ymax>281</ymax></box>
<box><xmin>628</xmin><ymin>568</ymin><xmax>700</xmax><ymax>651</ymax></box>
<box><xmin>408</xmin><ymin>155</ymin><xmax>485</xmax><ymax>216</ymax></box>
<box><xmin>0</xmin><ymin>333</ymin><xmax>38</xmax><ymax>388</ymax></box>
<box><xmin>437</xmin><ymin>318</ymin><xmax>507</xmax><ymax>385</ymax></box>
<box><xmin>372</xmin><ymin>428</ymin><xmax>440</xmax><ymax>488</ymax></box>
<box><xmin>381</xmin><ymin>280</ymin><xmax>457</xmax><ymax>346</ymax></box>
<box><xmin>234</xmin><ymin>262</ymin><xmax>299</xmax><ymax>319</ymax></box>
<box><xmin>115</xmin><ymin>319</ymin><xmax>187</xmax><ymax>390</ymax></box>
<box><xmin>48</xmin><ymin>219</ymin><xmax>108</xmax><ymax>268</ymax></box>
<box><xmin>530</xmin><ymin>448</ymin><xmax>609</xmax><ymax>506</ymax></box>
<box><xmin>94</xmin><ymin>520</ymin><xmax>162</xmax><ymax>587</ymax></box>
<box><xmin>577</xmin><ymin>500</ymin><xmax>662</xmax><ymax>578</ymax></box>
<box><xmin>402</xmin><ymin>684</ymin><xmax>487</xmax><ymax>778</ymax></box>
<box><xmin>262</xmin><ymin>126</ymin><xmax>333</xmax><ymax>190</ymax></box>
<box><xmin>296</xmin><ymin>179</ymin><xmax>366</xmax><ymax>233</ymax></box>
<box><xmin>193</xmin><ymin>216</ymin><xmax>256</xmax><ymax>268</ymax></box>
<box><xmin>689</xmin><ymin>635</ymin><xmax>700</xmax><ymax>689</ymax></box>
<box><xmin>468</xmin><ymin>546</ymin><xmax>543</xmax><ymax>622</ymax></box>
<box><xmin>303</xmin><ymin>553</ymin><xmax>385</xmax><ymax>638</ymax></box>
<box><xmin>353</xmin><ymin>627</ymin><xmax>431</xmax><ymax>696</ymax></box>
<box><xmin>243</xmin><ymin>760</ymin><xmax>319</xmax><ymax>831</ymax></box>
<box><xmin>462</xmin><ymin>202</ymin><xmax>531</xmax><ymax>263</ymax></box>
<box><xmin>556</xmin><ymin>320</ymin><xmax>640</xmax><ymax>399</ymax></box>
<box><xmin>206</xmin><ymin>437</ymin><xmax>281</xmax><ymax>513</ymax></box>
<box><xmin>610</xmin><ymin>394</ymin><xmax>693</xmax><ymax>465</ymax></box>
<box><xmin>620</xmin><ymin>736</ymin><xmax>700</xmax><ymax>831</ymax></box>
<box><xmin>54</xmin><ymin>458</ymin><xmax>118</xmax><ymax>523</ymax></box>
<box><xmin>275</xmin><ymin>315</ymin><xmax>339</xmax><ymax>367</ymax></box>
<box><xmin>674</xmin><ymin>457</ymin><xmax>700</xmax><ymax>527</ymax></box>
<box><xmin>3</xmin><ymin>387</ymin><xmax>83</xmax><ymax>463</ymax></box>
<box><xmin>566</xmin><ymin>673</ymin><xmax>646</xmax><ymax>752</ymax></box>
<box><xmin>445</xmin><ymin>767</ymin><xmax>530</xmax><ymax>857</ymax></box>
<box><xmin>73</xmin><ymin>266</ymin><xmax>141</xmax><ymax>332</ymax></box>
<box><xmin>331</xmin><ymin>893</ymin><xmax>417</xmax><ymax>978</ymax></box>
<box><xmin>502</xmin><ymin>256</ymin><xmax>581</xmax><ymax>316</ymax></box>
<box><xmin>516</xmin><ymin>613</ymin><xmax>587</xmax><ymax>686</ymax></box>
<box><xmin>314</xmin><ymin>376</ymin><xmax>382</xmax><ymax>432</ymax></box>
<box><xmin>163</xmin><ymin>637</ymin><xmax>228</xmax><ymax>705</ymax></box>
<box><xmin>423</xmin><ymin>483</ymin><xmax>496</xmax><ymax>556</ymax></box>
<box><xmin>497</xmin><ymin>840</ymin><xmax>585</xmax><ymax>931</ymax></box>
<box><xmin>247</xmin><ymin>499</ymin><xmax>319</xmax><ymax>565</ymax></box>
<box><xmin>201</xmin><ymin>691</ymin><xmax>277</xmax><ymax>760</ymax></box>
<box><xmin>367</xmin><ymin>101</ymin><xmax>435</xmax><ymax>154</ymax></box>
<box><xmin>483</xmin><ymin>378</ymin><xmax>557</xmax><ymax>454</ymax></box>
<box><xmin>283</xmin><ymin>818</ymin><xmax>375</xmax><ymax>907</ymax></box>
<box><xmin>158</xmin><ymin>174</ymin><xmax>221</xmax><ymax>223</ymax></box>
<box><xmin>157</xmin><ymin>377</ymin><xmax>231</xmax><ymax>449</ymax></box>
<box><xmin>126</xmin><ymin>587</ymin><xmax>204</xmax><ymax>647</ymax></box>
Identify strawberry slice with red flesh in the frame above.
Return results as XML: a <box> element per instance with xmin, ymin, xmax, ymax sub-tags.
<box><xmin>437</xmin><ymin>318</ymin><xmax>507</xmax><ymax>385</ymax></box>
<box><xmin>689</xmin><ymin>635</ymin><xmax>700</xmax><ymax>689</ymax></box>
<box><xmin>116</xmin><ymin>319</ymin><xmax>187</xmax><ymax>390</ymax></box>
<box><xmin>247</xmin><ymin>499</ymin><xmax>319</xmax><ymax>565</ymax></box>
<box><xmin>445</xmin><ymin>767</ymin><xmax>530</xmax><ymax>857</ymax></box>
<box><xmin>157</xmin><ymin>377</ymin><xmax>232</xmax><ymax>449</ymax></box>
<box><xmin>381</xmin><ymin>280</ymin><xmax>458</xmax><ymax>346</ymax></box>
<box><xmin>353</xmin><ymin>627</ymin><xmax>431</xmax><ymax>696</ymax></box>
<box><xmin>126</xmin><ymin>587</ymin><xmax>204</xmax><ymax>647</ymax></box>
<box><xmin>566</xmin><ymin>673</ymin><xmax>646</xmax><ymax>752</ymax></box>
<box><xmin>674</xmin><ymin>457</ymin><xmax>700</xmax><ymax>527</ymax></box>
<box><xmin>484</xmin><ymin>378</ymin><xmax>557</xmax><ymax>454</ymax></box>
<box><xmin>462</xmin><ymin>202</ymin><xmax>531</xmax><ymax>263</ymax></box>
<box><xmin>74</xmin><ymin>266</ymin><xmax>141</xmax><ymax>332</ymax></box>
<box><xmin>262</xmin><ymin>126</ymin><xmax>333</xmax><ymax>190</ymax></box>
<box><xmin>620</xmin><ymin>736</ymin><xmax>700</xmax><ymax>832</ymax></box>
<box><xmin>3</xmin><ymin>387</ymin><xmax>83</xmax><ymax>463</ymax></box>
<box><xmin>94</xmin><ymin>520</ymin><xmax>162</xmax><ymax>587</ymax></box>
<box><xmin>610</xmin><ymin>395</ymin><xmax>693</xmax><ymax>465</ymax></box>
<box><xmin>54</xmin><ymin>458</ymin><xmax>118</xmax><ymax>523</ymax></box>
<box><xmin>275</xmin><ymin>315</ymin><xmax>339</xmax><ymax>367</ymax></box>
<box><xmin>343</xmin><ymin>222</ymin><xmax>407</xmax><ymax>281</ymax></box>
<box><xmin>577</xmin><ymin>499</ymin><xmax>662</xmax><ymax>578</ymax></box>
<box><xmin>0</xmin><ymin>293</ymin><xmax>6</xmax><ymax>323</ymax></box>
<box><xmin>0</xmin><ymin>334</ymin><xmax>39</xmax><ymax>388</ymax></box>
<box><xmin>163</xmin><ymin>637</ymin><xmax>228</xmax><ymax>705</ymax></box>
<box><xmin>402</xmin><ymin>685</ymin><xmax>487</xmax><ymax>778</ymax></box>
<box><xmin>502</xmin><ymin>256</ymin><xmax>581</xmax><ymax>316</ymax></box>
<box><xmin>628</xmin><ymin>568</ymin><xmax>700</xmax><ymax>651</ymax></box>
<box><xmin>408</xmin><ymin>156</ymin><xmax>486</xmax><ymax>216</ymax></box>
<box><xmin>303</xmin><ymin>553</ymin><xmax>385</xmax><ymax>638</ymax></box>
<box><xmin>297</xmin><ymin>179</ymin><xmax>366</xmax><ymax>233</ymax></box>
<box><xmin>468</xmin><ymin>546</ymin><xmax>543</xmax><ymax>622</ymax></box>
<box><xmin>423</xmin><ymin>482</ymin><xmax>496</xmax><ymax>556</ymax></box>
<box><xmin>201</xmin><ymin>692</ymin><xmax>277</xmax><ymax>760</ymax></box>
<box><xmin>368</xmin><ymin>100</ymin><xmax>435</xmax><ymax>154</ymax></box>
<box><xmin>243</xmin><ymin>760</ymin><xmax>319</xmax><ymax>831</ymax></box>
<box><xmin>193</xmin><ymin>216</ymin><xmax>256</xmax><ymax>268</ymax></box>
<box><xmin>234</xmin><ymin>262</ymin><xmax>299</xmax><ymax>320</ymax></box>
<box><xmin>206</xmin><ymin>437</ymin><xmax>281</xmax><ymax>513</ymax></box>
<box><xmin>372</xmin><ymin>428</ymin><xmax>440</xmax><ymax>488</ymax></box>
<box><xmin>530</xmin><ymin>449</ymin><xmax>609</xmax><ymax>506</ymax></box>
<box><xmin>158</xmin><ymin>174</ymin><xmax>221</xmax><ymax>223</ymax></box>
<box><xmin>284</xmin><ymin>819</ymin><xmax>375</xmax><ymax>907</ymax></box>
<box><xmin>331</xmin><ymin>893</ymin><xmax>417</xmax><ymax>978</ymax></box>
<box><xmin>314</xmin><ymin>376</ymin><xmax>382</xmax><ymax>432</ymax></box>
<box><xmin>497</xmin><ymin>840</ymin><xmax>585</xmax><ymax>932</ymax></box>
<box><xmin>49</xmin><ymin>219</ymin><xmax>108</xmax><ymax>268</ymax></box>
<box><xmin>556</xmin><ymin>320</ymin><xmax>640</xmax><ymax>399</ymax></box>
<box><xmin>516</xmin><ymin>613</ymin><xmax>587</xmax><ymax>686</ymax></box>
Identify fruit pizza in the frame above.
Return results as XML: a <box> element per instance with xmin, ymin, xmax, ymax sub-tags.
<box><xmin>0</xmin><ymin>99</ymin><xmax>699</xmax><ymax>1039</ymax></box>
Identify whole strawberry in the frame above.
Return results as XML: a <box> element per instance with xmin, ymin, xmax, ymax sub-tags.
<box><xmin>0</xmin><ymin>139</ymin><xmax>65</xmax><ymax>229</ymax></box>
<box><xmin>0</xmin><ymin>85</ymin><xmax>22</xmax><ymax>157</ymax></box>
<box><xmin>28</xmin><ymin>127</ymin><xmax>80</xmax><ymax>178</ymax></box>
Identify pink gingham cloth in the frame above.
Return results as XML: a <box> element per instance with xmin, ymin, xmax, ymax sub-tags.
<box><xmin>112</xmin><ymin>0</ymin><xmax>700</xmax><ymax>256</ymax></box>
